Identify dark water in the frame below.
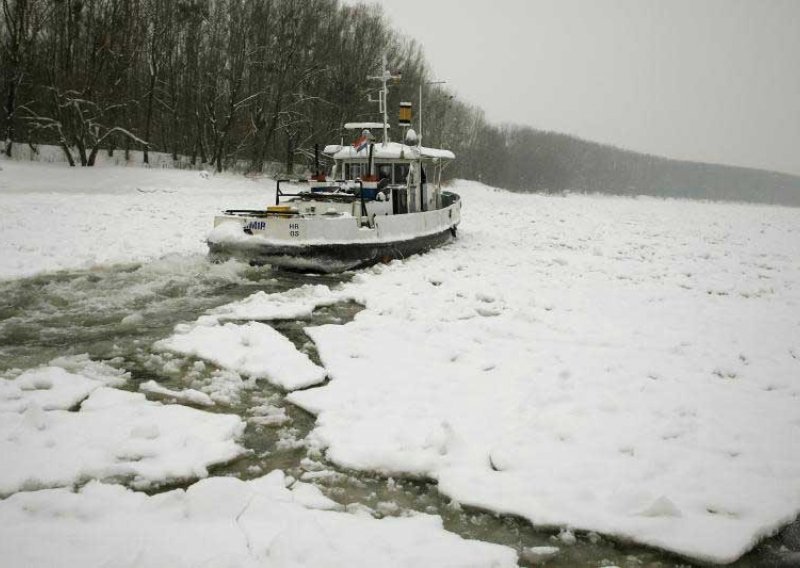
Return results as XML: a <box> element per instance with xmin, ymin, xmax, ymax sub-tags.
<box><xmin>0</xmin><ymin>255</ymin><xmax>796</xmax><ymax>567</ymax></box>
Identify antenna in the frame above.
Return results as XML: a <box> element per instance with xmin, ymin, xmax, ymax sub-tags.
<box><xmin>368</xmin><ymin>54</ymin><xmax>401</xmax><ymax>146</ymax></box>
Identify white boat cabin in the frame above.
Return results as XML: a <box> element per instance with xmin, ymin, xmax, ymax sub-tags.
<box><xmin>301</xmin><ymin>131</ymin><xmax>454</xmax><ymax>221</ymax></box>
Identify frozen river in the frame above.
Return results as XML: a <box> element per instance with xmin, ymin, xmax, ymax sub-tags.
<box><xmin>1</xmin><ymin>256</ymin><xmax>796</xmax><ymax>567</ymax></box>
<box><xmin>1</xmin><ymin>162</ymin><xmax>799</xmax><ymax>566</ymax></box>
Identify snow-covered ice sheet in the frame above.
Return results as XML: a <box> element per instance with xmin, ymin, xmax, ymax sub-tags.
<box><xmin>0</xmin><ymin>470</ymin><xmax>517</xmax><ymax>568</ymax></box>
<box><xmin>151</xmin><ymin>285</ymin><xmax>347</xmax><ymax>394</ymax></box>
<box><xmin>288</xmin><ymin>181</ymin><xmax>800</xmax><ymax>563</ymax></box>
<box><xmin>4</xmin><ymin>159</ymin><xmax>800</xmax><ymax>562</ymax></box>
<box><xmin>0</xmin><ymin>359</ymin><xmax>246</xmax><ymax>495</ymax></box>
<box><xmin>139</xmin><ymin>380</ymin><xmax>215</xmax><ymax>407</ymax></box>
<box><xmin>0</xmin><ymin>160</ymin><xmax>271</xmax><ymax>279</ymax></box>
<box><xmin>155</xmin><ymin>320</ymin><xmax>326</xmax><ymax>390</ymax></box>
<box><xmin>207</xmin><ymin>283</ymin><xmax>353</xmax><ymax>322</ymax></box>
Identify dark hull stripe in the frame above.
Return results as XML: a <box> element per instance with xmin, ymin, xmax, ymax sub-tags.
<box><xmin>208</xmin><ymin>225</ymin><xmax>458</xmax><ymax>273</ymax></box>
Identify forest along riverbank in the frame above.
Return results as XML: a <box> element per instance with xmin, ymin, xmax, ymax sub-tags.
<box><xmin>0</xmin><ymin>253</ymin><xmax>795</xmax><ymax>567</ymax></box>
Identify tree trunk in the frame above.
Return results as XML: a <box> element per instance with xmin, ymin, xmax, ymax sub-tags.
<box><xmin>214</xmin><ymin>136</ymin><xmax>224</xmax><ymax>172</ymax></box>
<box><xmin>76</xmin><ymin>139</ymin><xmax>88</xmax><ymax>166</ymax></box>
<box><xmin>3</xmin><ymin>80</ymin><xmax>16</xmax><ymax>157</ymax></box>
<box><xmin>2</xmin><ymin>0</ymin><xmax>27</xmax><ymax>158</ymax></box>
<box><xmin>60</xmin><ymin>144</ymin><xmax>75</xmax><ymax>166</ymax></box>
<box><xmin>143</xmin><ymin>71</ymin><xmax>156</xmax><ymax>164</ymax></box>
<box><xmin>87</xmin><ymin>145</ymin><xmax>100</xmax><ymax>166</ymax></box>
<box><xmin>286</xmin><ymin>133</ymin><xmax>294</xmax><ymax>175</ymax></box>
<box><xmin>171</xmin><ymin>104</ymin><xmax>179</xmax><ymax>161</ymax></box>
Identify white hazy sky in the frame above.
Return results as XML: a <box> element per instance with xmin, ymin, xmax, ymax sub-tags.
<box><xmin>352</xmin><ymin>0</ymin><xmax>800</xmax><ymax>176</ymax></box>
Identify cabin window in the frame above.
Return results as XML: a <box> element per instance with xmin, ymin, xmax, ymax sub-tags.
<box><xmin>345</xmin><ymin>162</ymin><xmax>365</xmax><ymax>180</ymax></box>
<box><xmin>376</xmin><ymin>163</ymin><xmax>392</xmax><ymax>182</ymax></box>
<box><xmin>394</xmin><ymin>163</ymin><xmax>410</xmax><ymax>184</ymax></box>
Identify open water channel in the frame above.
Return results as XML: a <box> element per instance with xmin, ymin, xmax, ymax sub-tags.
<box><xmin>0</xmin><ymin>255</ymin><xmax>797</xmax><ymax>568</ymax></box>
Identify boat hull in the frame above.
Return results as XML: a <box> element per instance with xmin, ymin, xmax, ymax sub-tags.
<box><xmin>208</xmin><ymin>225</ymin><xmax>457</xmax><ymax>273</ymax></box>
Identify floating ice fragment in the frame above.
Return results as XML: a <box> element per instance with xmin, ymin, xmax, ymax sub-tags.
<box><xmin>155</xmin><ymin>321</ymin><xmax>326</xmax><ymax>390</ymax></box>
<box><xmin>291</xmin><ymin>481</ymin><xmax>341</xmax><ymax>511</ymax></box>
<box><xmin>120</xmin><ymin>312</ymin><xmax>144</xmax><ymax>327</ymax></box>
<box><xmin>521</xmin><ymin>546</ymin><xmax>560</xmax><ymax>563</ymax></box>
<box><xmin>0</xmin><ymin>374</ymin><xmax>246</xmax><ymax>496</ymax></box>
<box><xmin>139</xmin><ymin>380</ymin><xmax>215</xmax><ymax>407</ymax></box>
<box><xmin>248</xmin><ymin>403</ymin><xmax>290</xmax><ymax>426</ymax></box>
<box><xmin>208</xmin><ymin>284</ymin><xmax>353</xmax><ymax>322</ymax></box>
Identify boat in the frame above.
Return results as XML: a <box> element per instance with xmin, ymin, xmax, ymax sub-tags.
<box><xmin>207</xmin><ymin>58</ymin><xmax>460</xmax><ymax>273</ymax></box>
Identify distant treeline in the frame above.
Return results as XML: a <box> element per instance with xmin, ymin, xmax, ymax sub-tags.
<box><xmin>463</xmin><ymin>126</ymin><xmax>800</xmax><ymax>206</ymax></box>
<box><xmin>1</xmin><ymin>0</ymin><xmax>432</xmax><ymax>172</ymax></box>
<box><xmin>3</xmin><ymin>0</ymin><xmax>799</xmax><ymax>206</ymax></box>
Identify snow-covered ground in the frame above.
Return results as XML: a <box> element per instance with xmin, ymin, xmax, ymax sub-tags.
<box><xmin>2</xmin><ymin>160</ymin><xmax>800</xmax><ymax>564</ymax></box>
<box><xmin>0</xmin><ymin>160</ymin><xmax>269</xmax><ymax>279</ymax></box>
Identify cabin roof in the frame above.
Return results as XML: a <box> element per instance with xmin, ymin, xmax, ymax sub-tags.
<box><xmin>343</xmin><ymin>122</ymin><xmax>388</xmax><ymax>130</ymax></box>
<box><xmin>323</xmin><ymin>142</ymin><xmax>455</xmax><ymax>161</ymax></box>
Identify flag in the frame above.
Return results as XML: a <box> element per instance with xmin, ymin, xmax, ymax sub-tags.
<box><xmin>353</xmin><ymin>134</ymin><xmax>369</xmax><ymax>152</ymax></box>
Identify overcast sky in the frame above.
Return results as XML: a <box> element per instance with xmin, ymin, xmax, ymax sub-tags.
<box><xmin>352</xmin><ymin>0</ymin><xmax>800</xmax><ymax>176</ymax></box>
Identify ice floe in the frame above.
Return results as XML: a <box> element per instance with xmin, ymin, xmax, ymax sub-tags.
<box><xmin>0</xmin><ymin>470</ymin><xmax>518</xmax><ymax>568</ymax></box>
<box><xmin>207</xmin><ymin>283</ymin><xmax>353</xmax><ymax>322</ymax></box>
<box><xmin>3</xmin><ymin>164</ymin><xmax>800</xmax><ymax>563</ymax></box>
<box><xmin>139</xmin><ymin>380</ymin><xmax>215</xmax><ymax>407</ymax></box>
<box><xmin>286</xmin><ymin>181</ymin><xmax>800</xmax><ymax>563</ymax></box>
<box><xmin>155</xmin><ymin>320</ymin><xmax>326</xmax><ymax>390</ymax></box>
<box><xmin>0</xmin><ymin>359</ymin><xmax>246</xmax><ymax>495</ymax></box>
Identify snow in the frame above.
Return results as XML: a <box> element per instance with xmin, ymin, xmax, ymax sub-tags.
<box><xmin>155</xmin><ymin>320</ymin><xmax>326</xmax><ymax>390</ymax></box>
<box><xmin>286</xmin><ymin>181</ymin><xmax>800</xmax><ymax>563</ymax></box>
<box><xmin>0</xmin><ymin>471</ymin><xmax>517</xmax><ymax>568</ymax></box>
<box><xmin>139</xmin><ymin>380</ymin><xmax>215</xmax><ymax>407</ymax></box>
<box><xmin>197</xmin><ymin>369</ymin><xmax>257</xmax><ymax>406</ymax></box>
<box><xmin>0</xmin><ymin>359</ymin><xmax>246</xmax><ymax>495</ymax></box>
<box><xmin>3</xmin><ymin>159</ymin><xmax>800</xmax><ymax>563</ymax></box>
<box><xmin>0</xmin><ymin>160</ymin><xmax>272</xmax><ymax>279</ymax></box>
<box><xmin>326</xmin><ymin>140</ymin><xmax>455</xmax><ymax>161</ymax></box>
<box><xmin>152</xmin><ymin>284</ymin><xmax>349</xmax><ymax>394</ymax></box>
<box><xmin>207</xmin><ymin>283</ymin><xmax>352</xmax><ymax>322</ymax></box>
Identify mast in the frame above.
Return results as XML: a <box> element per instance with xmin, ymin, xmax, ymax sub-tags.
<box><xmin>368</xmin><ymin>55</ymin><xmax>400</xmax><ymax>146</ymax></box>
